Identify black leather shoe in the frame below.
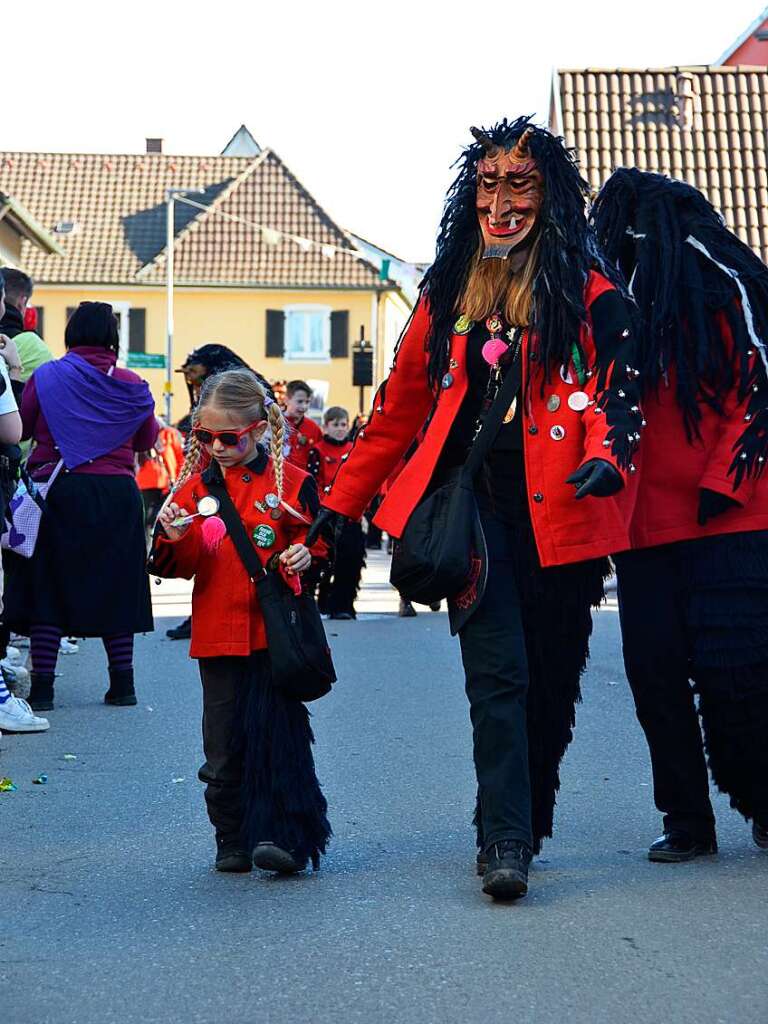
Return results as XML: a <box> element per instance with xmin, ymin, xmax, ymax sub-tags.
<box><xmin>481</xmin><ymin>840</ymin><xmax>532</xmax><ymax>899</ymax></box>
<box><xmin>753</xmin><ymin>821</ymin><xmax>768</xmax><ymax>850</ymax></box>
<box><xmin>398</xmin><ymin>600</ymin><xmax>417</xmax><ymax>618</ymax></box>
<box><xmin>215</xmin><ymin>838</ymin><xmax>252</xmax><ymax>873</ymax></box>
<box><xmin>252</xmin><ymin>843</ymin><xmax>307</xmax><ymax>874</ymax></box>
<box><xmin>648</xmin><ymin>830</ymin><xmax>718</xmax><ymax>862</ymax></box>
<box><xmin>166</xmin><ymin>617</ymin><xmax>192</xmax><ymax>640</ymax></box>
<box><xmin>104</xmin><ymin>668</ymin><xmax>137</xmax><ymax>707</ymax></box>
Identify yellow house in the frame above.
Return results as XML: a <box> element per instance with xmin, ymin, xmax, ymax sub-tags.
<box><xmin>0</xmin><ymin>191</ymin><xmax>62</xmax><ymax>267</ymax></box>
<box><xmin>0</xmin><ymin>129</ymin><xmax>412</xmax><ymax>422</ymax></box>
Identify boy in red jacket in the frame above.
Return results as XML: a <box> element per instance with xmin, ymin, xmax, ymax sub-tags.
<box><xmin>308</xmin><ymin>407</ymin><xmax>365</xmax><ymax>619</ymax></box>
<box><xmin>593</xmin><ymin>169</ymin><xmax>768</xmax><ymax>861</ymax></box>
<box><xmin>283</xmin><ymin>380</ymin><xmax>322</xmax><ymax>472</ymax></box>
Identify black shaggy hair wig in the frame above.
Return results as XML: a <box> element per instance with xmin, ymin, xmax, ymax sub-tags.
<box><xmin>420</xmin><ymin>115</ymin><xmax>614</xmax><ymax>389</ymax></box>
<box><xmin>591</xmin><ymin>168</ymin><xmax>768</xmax><ymax>483</ymax></box>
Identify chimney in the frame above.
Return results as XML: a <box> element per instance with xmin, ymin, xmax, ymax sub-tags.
<box><xmin>146</xmin><ymin>138</ymin><xmax>163</xmax><ymax>154</ymax></box>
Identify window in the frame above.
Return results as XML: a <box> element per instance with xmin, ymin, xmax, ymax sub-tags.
<box><xmin>284</xmin><ymin>306</ymin><xmax>330</xmax><ymax>361</ymax></box>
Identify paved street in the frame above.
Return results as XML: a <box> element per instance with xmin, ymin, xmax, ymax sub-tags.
<box><xmin>2</xmin><ymin>552</ymin><xmax>767</xmax><ymax>1024</ymax></box>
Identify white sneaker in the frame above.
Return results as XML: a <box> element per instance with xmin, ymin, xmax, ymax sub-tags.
<box><xmin>1</xmin><ymin>660</ymin><xmax>29</xmax><ymax>686</ymax></box>
<box><xmin>0</xmin><ymin>696</ymin><xmax>50</xmax><ymax>732</ymax></box>
<box><xmin>59</xmin><ymin>638</ymin><xmax>79</xmax><ymax>655</ymax></box>
<box><xmin>5</xmin><ymin>645</ymin><xmax>23</xmax><ymax>665</ymax></box>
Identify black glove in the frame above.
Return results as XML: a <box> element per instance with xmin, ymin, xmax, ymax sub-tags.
<box><xmin>566</xmin><ymin>459</ymin><xmax>624</xmax><ymax>500</ymax></box>
<box><xmin>306</xmin><ymin>507</ymin><xmax>348</xmax><ymax>547</ymax></box>
<box><xmin>697</xmin><ymin>488</ymin><xmax>740</xmax><ymax>526</ymax></box>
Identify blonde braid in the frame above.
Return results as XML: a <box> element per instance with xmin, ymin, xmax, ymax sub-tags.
<box><xmin>267</xmin><ymin>401</ymin><xmax>286</xmax><ymax>503</ymax></box>
<box><xmin>172</xmin><ymin>430</ymin><xmax>203</xmax><ymax>494</ymax></box>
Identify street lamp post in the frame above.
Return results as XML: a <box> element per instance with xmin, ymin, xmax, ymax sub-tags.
<box><xmin>165</xmin><ymin>186</ymin><xmax>205</xmax><ymax>423</ymax></box>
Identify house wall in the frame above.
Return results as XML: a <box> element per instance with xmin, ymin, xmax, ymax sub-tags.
<box><xmin>723</xmin><ymin>24</ymin><xmax>768</xmax><ymax>64</ymax></box>
<box><xmin>32</xmin><ymin>285</ymin><xmax>407</xmax><ymax>423</ymax></box>
<box><xmin>0</xmin><ymin>220</ymin><xmax>23</xmax><ymax>267</ymax></box>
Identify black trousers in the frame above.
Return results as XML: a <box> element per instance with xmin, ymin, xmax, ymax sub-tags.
<box><xmin>317</xmin><ymin>520</ymin><xmax>365</xmax><ymax>617</ymax></box>
<box><xmin>459</xmin><ymin>511</ymin><xmax>533</xmax><ymax>850</ymax></box>
<box><xmin>198</xmin><ymin>652</ymin><xmax>331</xmax><ymax>864</ymax></box>
<box><xmin>616</xmin><ymin>534</ymin><xmax>768</xmax><ymax>837</ymax></box>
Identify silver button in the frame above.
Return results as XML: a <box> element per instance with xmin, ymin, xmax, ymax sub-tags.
<box><xmin>533</xmin><ymin>492</ymin><xmax>544</xmax><ymax>503</ymax></box>
<box><xmin>323</xmin><ymin>485</ymin><xmax>331</xmax><ymax>493</ymax></box>
<box><xmin>442</xmin><ymin>373</ymin><xmax>454</xmax><ymax>389</ymax></box>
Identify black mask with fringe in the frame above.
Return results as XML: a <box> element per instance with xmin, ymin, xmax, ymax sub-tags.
<box><xmin>591</xmin><ymin>168</ymin><xmax>768</xmax><ymax>485</ymax></box>
<box><xmin>420</xmin><ymin>116</ymin><xmax>613</xmax><ymax>390</ymax></box>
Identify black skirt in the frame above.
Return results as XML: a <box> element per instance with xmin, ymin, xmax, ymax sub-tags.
<box><xmin>3</xmin><ymin>473</ymin><xmax>154</xmax><ymax>637</ymax></box>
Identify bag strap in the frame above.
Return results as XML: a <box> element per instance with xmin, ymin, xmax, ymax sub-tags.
<box><xmin>204</xmin><ymin>477</ymin><xmax>266</xmax><ymax>580</ymax></box>
<box><xmin>463</xmin><ymin>343</ymin><xmax>524</xmax><ymax>480</ymax></box>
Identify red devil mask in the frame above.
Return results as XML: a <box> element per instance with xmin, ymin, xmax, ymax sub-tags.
<box><xmin>472</xmin><ymin>126</ymin><xmax>544</xmax><ymax>260</ymax></box>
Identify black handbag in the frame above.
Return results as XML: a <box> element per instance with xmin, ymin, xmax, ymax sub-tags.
<box><xmin>390</xmin><ymin>346</ymin><xmax>523</xmax><ymax>633</ymax></box>
<box><xmin>205</xmin><ymin>479</ymin><xmax>336</xmax><ymax>702</ymax></box>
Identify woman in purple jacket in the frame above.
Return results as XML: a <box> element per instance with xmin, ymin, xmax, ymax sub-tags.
<box><xmin>4</xmin><ymin>302</ymin><xmax>158</xmax><ymax>710</ymax></box>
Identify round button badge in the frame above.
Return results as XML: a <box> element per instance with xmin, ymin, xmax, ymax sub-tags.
<box><xmin>252</xmin><ymin>525</ymin><xmax>276</xmax><ymax>549</ymax></box>
<box><xmin>567</xmin><ymin>391</ymin><xmax>590</xmax><ymax>412</ymax></box>
<box><xmin>546</xmin><ymin>395</ymin><xmax>561</xmax><ymax>413</ymax></box>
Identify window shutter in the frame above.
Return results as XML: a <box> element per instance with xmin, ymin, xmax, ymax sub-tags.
<box><xmin>266</xmin><ymin>309</ymin><xmax>285</xmax><ymax>357</ymax></box>
<box><xmin>128</xmin><ymin>308</ymin><xmax>146</xmax><ymax>352</ymax></box>
<box><xmin>330</xmin><ymin>310</ymin><xmax>349</xmax><ymax>358</ymax></box>
<box><xmin>35</xmin><ymin>307</ymin><xmax>44</xmax><ymax>339</ymax></box>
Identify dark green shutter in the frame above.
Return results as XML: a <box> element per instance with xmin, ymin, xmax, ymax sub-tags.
<box><xmin>266</xmin><ymin>310</ymin><xmax>285</xmax><ymax>357</ymax></box>
<box><xmin>330</xmin><ymin>310</ymin><xmax>349</xmax><ymax>358</ymax></box>
<box><xmin>128</xmin><ymin>308</ymin><xmax>146</xmax><ymax>352</ymax></box>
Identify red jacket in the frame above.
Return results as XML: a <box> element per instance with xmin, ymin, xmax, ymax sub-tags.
<box><xmin>285</xmin><ymin>415</ymin><xmax>323</xmax><ymax>472</ymax></box>
<box><xmin>307</xmin><ymin>435</ymin><xmax>354</xmax><ymax>492</ymax></box>
<box><xmin>322</xmin><ymin>272</ymin><xmax>640</xmax><ymax>568</ymax></box>
<box><xmin>628</xmin><ymin>316</ymin><xmax>768</xmax><ymax>549</ymax></box>
<box><xmin>136</xmin><ymin>426</ymin><xmax>184</xmax><ymax>493</ymax></box>
<box><xmin>148</xmin><ymin>449</ymin><xmax>323</xmax><ymax>658</ymax></box>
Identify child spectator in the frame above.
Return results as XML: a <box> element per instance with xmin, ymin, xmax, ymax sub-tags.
<box><xmin>308</xmin><ymin>407</ymin><xmax>365</xmax><ymax>620</ymax></box>
<box><xmin>136</xmin><ymin>422</ymin><xmax>184</xmax><ymax>544</ymax></box>
<box><xmin>283</xmin><ymin>380</ymin><xmax>322</xmax><ymax>472</ymax></box>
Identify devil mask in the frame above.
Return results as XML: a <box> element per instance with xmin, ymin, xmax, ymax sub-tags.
<box><xmin>472</xmin><ymin>126</ymin><xmax>544</xmax><ymax>259</ymax></box>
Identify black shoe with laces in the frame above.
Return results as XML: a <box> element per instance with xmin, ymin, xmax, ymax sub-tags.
<box><xmin>166</xmin><ymin>617</ymin><xmax>192</xmax><ymax>641</ymax></box>
<box><xmin>252</xmin><ymin>843</ymin><xmax>307</xmax><ymax>874</ymax></box>
<box><xmin>752</xmin><ymin>820</ymin><xmax>768</xmax><ymax>850</ymax></box>
<box><xmin>481</xmin><ymin>840</ymin><xmax>532</xmax><ymax>899</ymax></box>
<box><xmin>648</xmin><ymin>830</ymin><xmax>718</xmax><ymax>862</ymax></box>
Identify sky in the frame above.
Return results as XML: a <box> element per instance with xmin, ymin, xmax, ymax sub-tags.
<box><xmin>2</xmin><ymin>0</ymin><xmax>764</xmax><ymax>261</ymax></box>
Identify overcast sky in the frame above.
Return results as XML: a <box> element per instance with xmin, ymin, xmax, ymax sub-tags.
<box><xmin>3</xmin><ymin>0</ymin><xmax>763</xmax><ymax>260</ymax></box>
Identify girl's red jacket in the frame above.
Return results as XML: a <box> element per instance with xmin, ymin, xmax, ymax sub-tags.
<box><xmin>321</xmin><ymin>272</ymin><xmax>641</xmax><ymax>568</ymax></box>
<box><xmin>148</xmin><ymin>448</ymin><xmax>324</xmax><ymax>658</ymax></box>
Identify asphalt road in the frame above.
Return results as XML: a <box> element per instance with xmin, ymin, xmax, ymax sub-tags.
<box><xmin>2</xmin><ymin>554</ymin><xmax>767</xmax><ymax>1024</ymax></box>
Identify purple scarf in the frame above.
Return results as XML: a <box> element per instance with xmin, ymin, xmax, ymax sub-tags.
<box><xmin>34</xmin><ymin>352</ymin><xmax>155</xmax><ymax>469</ymax></box>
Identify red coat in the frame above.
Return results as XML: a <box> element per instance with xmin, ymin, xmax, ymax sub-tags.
<box><xmin>148</xmin><ymin>449</ymin><xmax>323</xmax><ymax>658</ymax></box>
<box><xmin>285</xmin><ymin>415</ymin><xmax>323</xmax><ymax>472</ymax></box>
<box><xmin>322</xmin><ymin>272</ymin><xmax>640</xmax><ymax>568</ymax></box>
<box><xmin>307</xmin><ymin>435</ymin><xmax>354</xmax><ymax>492</ymax></box>
<box><xmin>628</xmin><ymin>316</ymin><xmax>768</xmax><ymax>549</ymax></box>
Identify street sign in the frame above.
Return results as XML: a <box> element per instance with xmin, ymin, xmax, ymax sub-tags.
<box><xmin>127</xmin><ymin>352</ymin><xmax>166</xmax><ymax>369</ymax></box>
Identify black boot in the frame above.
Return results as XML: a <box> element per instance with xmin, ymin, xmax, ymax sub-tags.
<box><xmin>166</xmin><ymin>617</ymin><xmax>191</xmax><ymax>640</ymax></box>
<box><xmin>104</xmin><ymin>668</ymin><xmax>137</xmax><ymax>707</ymax></box>
<box><xmin>28</xmin><ymin>672</ymin><xmax>55</xmax><ymax>712</ymax></box>
<box><xmin>215</xmin><ymin>835</ymin><xmax>252</xmax><ymax>873</ymax></box>
<box><xmin>648</xmin><ymin>830</ymin><xmax>718</xmax><ymax>863</ymax></box>
<box><xmin>481</xmin><ymin>840</ymin><xmax>532</xmax><ymax>899</ymax></box>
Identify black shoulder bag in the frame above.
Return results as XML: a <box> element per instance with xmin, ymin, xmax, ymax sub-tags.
<box><xmin>390</xmin><ymin>346</ymin><xmax>523</xmax><ymax>630</ymax></box>
<box><xmin>204</xmin><ymin>478</ymin><xmax>336</xmax><ymax>703</ymax></box>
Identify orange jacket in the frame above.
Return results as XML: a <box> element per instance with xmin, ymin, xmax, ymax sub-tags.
<box><xmin>148</xmin><ymin>448</ymin><xmax>324</xmax><ymax>658</ymax></box>
<box><xmin>136</xmin><ymin>426</ymin><xmax>184</xmax><ymax>492</ymax></box>
<box><xmin>322</xmin><ymin>272</ymin><xmax>640</xmax><ymax>568</ymax></box>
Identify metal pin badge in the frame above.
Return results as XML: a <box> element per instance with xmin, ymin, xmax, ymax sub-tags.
<box><xmin>550</xmin><ymin>425</ymin><xmax>566</xmax><ymax>441</ymax></box>
<box><xmin>265</xmin><ymin>493</ymin><xmax>280</xmax><ymax>509</ymax></box>
<box><xmin>442</xmin><ymin>373</ymin><xmax>454</xmax><ymax>389</ymax></box>
<box><xmin>546</xmin><ymin>395</ymin><xmax>561</xmax><ymax>413</ymax></box>
<box><xmin>568</xmin><ymin>391</ymin><xmax>590</xmax><ymax>412</ymax></box>
<box><xmin>559</xmin><ymin>364</ymin><xmax>574</xmax><ymax>384</ymax></box>
<box><xmin>252</xmin><ymin>524</ymin><xmax>277</xmax><ymax>548</ymax></box>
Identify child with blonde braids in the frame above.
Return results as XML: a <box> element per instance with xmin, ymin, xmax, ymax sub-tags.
<box><xmin>149</xmin><ymin>369</ymin><xmax>331</xmax><ymax>876</ymax></box>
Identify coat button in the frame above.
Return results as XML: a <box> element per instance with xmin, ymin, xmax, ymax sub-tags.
<box><xmin>533</xmin><ymin>492</ymin><xmax>544</xmax><ymax>503</ymax></box>
<box><xmin>323</xmin><ymin>485</ymin><xmax>332</xmax><ymax>494</ymax></box>
<box><xmin>441</xmin><ymin>372</ymin><xmax>454</xmax><ymax>389</ymax></box>
<box><xmin>528</xmin><ymin>424</ymin><xmax>538</xmax><ymax>435</ymax></box>
<box><xmin>242</xmin><ymin>473</ymin><xmax>251</xmax><ymax>482</ymax></box>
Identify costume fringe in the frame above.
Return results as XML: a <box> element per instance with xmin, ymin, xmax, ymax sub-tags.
<box><xmin>240</xmin><ymin>656</ymin><xmax>331</xmax><ymax>868</ymax></box>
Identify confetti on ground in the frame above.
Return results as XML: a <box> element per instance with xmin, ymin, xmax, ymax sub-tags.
<box><xmin>32</xmin><ymin>774</ymin><xmax>48</xmax><ymax>785</ymax></box>
<box><xmin>0</xmin><ymin>777</ymin><xmax>17</xmax><ymax>792</ymax></box>
<box><xmin>62</xmin><ymin>754</ymin><xmax>77</xmax><ymax>761</ymax></box>
<box><xmin>172</xmin><ymin>777</ymin><xmax>185</xmax><ymax>784</ymax></box>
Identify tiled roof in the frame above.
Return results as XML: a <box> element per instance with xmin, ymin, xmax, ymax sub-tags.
<box><xmin>552</xmin><ymin>65</ymin><xmax>768</xmax><ymax>262</ymax></box>
<box><xmin>0</xmin><ymin>148</ymin><xmax>380</xmax><ymax>289</ymax></box>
